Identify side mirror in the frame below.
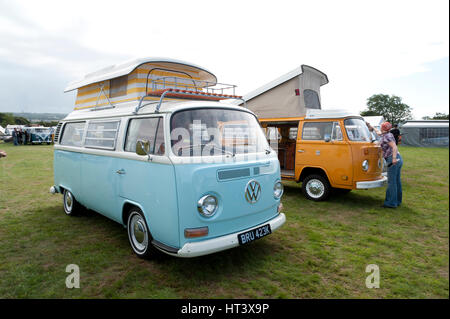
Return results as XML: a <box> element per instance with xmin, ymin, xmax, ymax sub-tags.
<box><xmin>324</xmin><ymin>136</ymin><xmax>331</xmax><ymax>142</ymax></box>
<box><xmin>136</xmin><ymin>139</ymin><xmax>151</xmax><ymax>156</ymax></box>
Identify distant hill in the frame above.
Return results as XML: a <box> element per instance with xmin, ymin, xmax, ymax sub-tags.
<box><xmin>12</xmin><ymin>112</ymin><xmax>67</xmax><ymax>122</ymax></box>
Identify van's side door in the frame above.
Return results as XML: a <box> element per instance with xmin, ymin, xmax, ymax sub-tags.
<box><xmin>116</xmin><ymin>116</ymin><xmax>180</xmax><ymax>248</ymax></box>
<box><xmin>296</xmin><ymin>120</ymin><xmax>353</xmax><ymax>187</ymax></box>
<box><xmin>80</xmin><ymin>119</ymin><xmax>122</xmax><ymax>220</ymax></box>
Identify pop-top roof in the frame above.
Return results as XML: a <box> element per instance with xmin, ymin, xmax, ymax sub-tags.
<box><xmin>64</xmin><ymin>57</ymin><xmax>218</xmax><ymax>92</ymax></box>
<box><xmin>242</xmin><ymin>65</ymin><xmax>328</xmax><ymax>103</ymax></box>
<box><xmin>305</xmin><ymin>109</ymin><xmax>361</xmax><ymax>119</ymax></box>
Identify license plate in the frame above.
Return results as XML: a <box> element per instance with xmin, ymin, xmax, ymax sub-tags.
<box><xmin>238</xmin><ymin>224</ymin><xmax>272</xmax><ymax>245</ymax></box>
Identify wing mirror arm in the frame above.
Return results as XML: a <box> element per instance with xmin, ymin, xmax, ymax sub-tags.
<box><xmin>136</xmin><ymin>139</ymin><xmax>153</xmax><ymax>161</ymax></box>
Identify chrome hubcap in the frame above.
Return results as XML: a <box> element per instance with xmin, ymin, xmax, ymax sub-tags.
<box><xmin>306</xmin><ymin>179</ymin><xmax>325</xmax><ymax>198</ymax></box>
<box><xmin>129</xmin><ymin>214</ymin><xmax>148</xmax><ymax>252</ymax></box>
<box><xmin>65</xmin><ymin>191</ymin><xmax>73</xmax><ymax>212</ymax></box>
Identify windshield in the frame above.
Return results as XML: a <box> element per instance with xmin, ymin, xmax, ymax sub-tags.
<box><xmin>170</xmin><ymin>108</ymin><xmax>269</xmax><ymax>157</ymax></box>
<box><xmin>344</xmin><ymin>118</ymin><xmax>372</xmax><ymax>142</ymax></box>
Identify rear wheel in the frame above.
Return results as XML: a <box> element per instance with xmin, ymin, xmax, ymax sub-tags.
<box><xmin>127</xmin><ymin>208</ymin><xmax>156</xmax><ymax>259</ymax></box>
<box><xmin>302</xmin><ymin>174</ymin><xmax>331</xmax><ymax>201</ymax></box>
<box><xmin>63</xmin><ymin>189</ymin><xmax>82</xmax><ymax>216</ymax></box>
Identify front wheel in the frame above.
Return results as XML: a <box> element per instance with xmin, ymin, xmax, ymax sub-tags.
<box><xmin>127</xmin><ymin>208</ymin><xmax>156</xmax><ymax>259</ymax></box>
<box><xmin>302</xmin><ymin>174</ymin><xmax>331</xmax><ymax>201</ymax></box>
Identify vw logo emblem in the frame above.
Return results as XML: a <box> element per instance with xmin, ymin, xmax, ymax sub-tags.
<box><xmin>245</xmin><ymin>180</ymin><xmax>261</xmax><ymax>204</ymax></box>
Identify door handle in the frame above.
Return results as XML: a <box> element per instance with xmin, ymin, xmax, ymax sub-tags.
<box><xmin>116</xmin><ymin>169</ymin><xmax>126</xmax><ymax>175</ymax></box>
<box><xmin>297</xmin><ymin>149</ymin><xmax>305</xmax><ymax>153</ymax></box>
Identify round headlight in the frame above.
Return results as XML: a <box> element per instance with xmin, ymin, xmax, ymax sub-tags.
<box><xmin>197</xmin><ymin>195</ymin><xmax>218</xmax><ymax>217</ymax></box>
<box><xmin>362</xmin><ymin>160</ymin><xmax>369</xmax><ymax>171</ymax></box>
<box><xmin>274</xmin><ymin>181</ymin><xmax>284</xmax><ymax>199</ymax></box>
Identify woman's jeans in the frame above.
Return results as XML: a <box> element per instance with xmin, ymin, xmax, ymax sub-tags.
<box><xmin>384</xmin><ymin>153</ymin><xmax>403</xmax><ymax>207</ymax></box>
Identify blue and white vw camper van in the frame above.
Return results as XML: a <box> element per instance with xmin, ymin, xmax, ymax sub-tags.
<box><xmin>51</xmin><ymin>58</ymin><xmax>285</xmax><ymax>258</ymax></box>
<box><xmin>27</xmin><ymin>126</ymin><xmax>53</xmax><ymax>144</ymax></box>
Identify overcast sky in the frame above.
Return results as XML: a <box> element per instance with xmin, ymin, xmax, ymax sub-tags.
<box><xmin>0</xmin><ymin>0</ymin><xmax>448</xmax><ymax>119</ymax></box>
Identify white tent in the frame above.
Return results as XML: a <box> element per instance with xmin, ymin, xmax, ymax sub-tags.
<box><xmin>5</xmin><ymin>124</ymin><xmax>24</xmax><ymax>135</ymax></box>
<box><xmin>0</xmin><ymin>125</ymin><xmax>5</xmax><ymax>136</ymax></box>
<box><xmin>400</xmin><ymin>120</ymin><xmax>449</xmax><ymax>147</ymax></box>
<box><xmin>363</xmin><ymin>116</ymin><xmax>384</xmax><ymax>129</ymax></box>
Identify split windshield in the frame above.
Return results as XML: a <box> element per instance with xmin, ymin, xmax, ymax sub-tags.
<box><xmin>170</xmin><ymin>108</ymin><xmax>269</xmax><ymax>157</ymax></box>
<box><xmin>344</xmin><ymin>118</ymin><xmax>372</xmax><ymax>142</ymax></box>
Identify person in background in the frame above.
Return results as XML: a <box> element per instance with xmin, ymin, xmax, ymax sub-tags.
<box><xmin>367</xmin><ymin>121</ymin><xmax>403</xmax><ymax>208</ymax></box>
<box><xmin>0</xmin><ymin>150</ymin><xmax>6</xmax><ymax>158</ymax></box>
<box><xmin>390</xmin><ymin>124</ymin><xmax>401</xmax><ymax>145</ymax></box>
<box><xmin>23</xmin><ymin>129</ymin><xmax>28</xmax><ymax>145</ymax></box>
<box><xmin>17</xmin><ymin>128</ymin><xmax>23</xmax><ymax>145</ymax></box>
<box><xmin>12</xmin><ymin>128</ymin><xmax>18</xmax><ymax>146</ymax></box>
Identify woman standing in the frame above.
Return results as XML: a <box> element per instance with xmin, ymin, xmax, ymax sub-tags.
<box><xmin>368</xmin><ymin>122</ymin><xmax>403</xmax><ymax>208</ymax></box>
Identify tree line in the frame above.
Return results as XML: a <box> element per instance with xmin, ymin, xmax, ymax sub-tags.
<box><xmin>360</xmin><ymin>94</ymin><xmax>448</xmax><ymax>125</ymax></box>
<box><xmin>0</xmin><ymin>112</ymin><xmax>59</xmax><ymax>127</ymax></box>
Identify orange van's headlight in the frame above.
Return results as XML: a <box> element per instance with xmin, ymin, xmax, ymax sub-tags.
<box><xmin>362</xmin><ymin>160</ymin><xmax>369</xmax><ymax>171</ymax></box>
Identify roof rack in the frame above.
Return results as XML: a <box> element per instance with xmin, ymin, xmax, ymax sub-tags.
<box><xmin>134</xmin><ymin>88</ymin><xmax>246</xmax><ymax>114</ymax></box>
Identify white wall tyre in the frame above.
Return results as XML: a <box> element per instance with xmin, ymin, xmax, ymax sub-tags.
<box><xmin>302</xmin><ymin>174</ymin><xmax>331</xmax><ymax>201</ymax></box>
<box><xmin>63</xmin><ymin>189</ymin><xmax>82</xmax><ymax>216</ymax></box>
<box><xmin>127</xmin><ymin>208</ymin><xmax>156</xmax><ymax>259</ymax></box>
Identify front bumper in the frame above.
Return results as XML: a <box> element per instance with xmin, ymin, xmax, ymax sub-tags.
<box><xmin>356</xmin><ymin>176</ymin><xmax>388</xmax><ymax>189</ymax></box>
<box><xmin>163</xmin><ymin>213</ymin><xmax>286</xmax><ymax>258</ymax></box>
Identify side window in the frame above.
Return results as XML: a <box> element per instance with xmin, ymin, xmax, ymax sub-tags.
<box><xmin>302</xmin><ymin>122</ymin><xmax>333</xmax><ymax>140</ymax></box>
<box><xmin>303</xmin><ymin>89</ymin><xmax>321</xmax><ymax>109</ymax></box>
<box><xmin>109</xmin><ymin>75</ymin><xmax>128</xmax><ymax>98</ymax></box>
<box><xmin>332</xmin><ymin>122</ymin><xmax>343</xmax><ymax>141</ymax></box>
<box><xmin>60</xmin><ymin>122</ymin><xmax>86</xmax><ymax>147</ymax></box>
<box><xmin>125</xmin><ymin>117</ymin><xmax>165</xmax><ymax>155</ymax></box>
<box><xmin>289</xmin><ymin>127</ymin><xmax>298</xmax><ymax>140</ymax></box>
<box><xmin>85</xmin><ymin>120</ymin><xmax>120</xmax><ymax>150</ymax></box>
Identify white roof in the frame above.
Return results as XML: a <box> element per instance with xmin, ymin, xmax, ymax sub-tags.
<box><xmin>64</xmin><ymin>57</ymin><xmax>217</xmax><ymax>92</ymax></box>
<box><xmin>305</xmin><ymin>109</ymin><xmax>361</xmax><ymax>119</ymax></box>
<box><xmin>401</xmin><ymin>120</ymin><xmax>449</xmax><ymax>128</ymax></box>
<box><xmin>241</xmin><ymin>65</ymin><xmax>328</xmax><ymax>103</ymax></box>
<box><xmin>63</xmin><ymin>100</ymin><xmax>253</xmax><ymax>121</ymax></box>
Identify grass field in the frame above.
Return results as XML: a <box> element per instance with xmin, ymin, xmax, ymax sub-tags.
<box><xmin>0</xmin><ymin>142</ymin><xmax>448</xmax><ymax>298</ymax></box>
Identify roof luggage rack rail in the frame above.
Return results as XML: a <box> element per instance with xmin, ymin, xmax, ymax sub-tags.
<box><xmin>134</xmin><ymin>76</ymin><xmax>246</xmax><ymax>114</ymax></box>
<box><xmin>90</xmin><ymin>83</ymin><xmax>116</xmax><ymax>112</ymax></box>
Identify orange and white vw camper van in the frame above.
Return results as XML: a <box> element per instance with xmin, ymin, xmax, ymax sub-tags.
<box><xmin>239</xmin><ymin>65</ymin><xmax>387</xmax><ymax>201</ymax></box>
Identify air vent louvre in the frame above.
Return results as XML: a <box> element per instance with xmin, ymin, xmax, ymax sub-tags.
<box><xmin>54</xmin><ymin>122</ymin><xmax>63</xmax><ymax>143</ymax></box>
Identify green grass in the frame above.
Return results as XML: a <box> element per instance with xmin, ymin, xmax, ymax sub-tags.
<box><xmin>0</xmin><ymin>142</ymin><xmax>448</xmax><ymax>298</ymax></box>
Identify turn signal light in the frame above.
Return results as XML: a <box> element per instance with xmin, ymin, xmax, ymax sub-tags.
<box><xmin>184</xmin><ymin>227</ymin><xmax>209</xmax><ymax>238</ymax></box>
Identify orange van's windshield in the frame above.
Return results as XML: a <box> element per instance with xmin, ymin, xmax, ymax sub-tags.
<box><xmin>344</xmin><ymin>118</ymin><xmax>372</xmax><ymax>142</ymax></box>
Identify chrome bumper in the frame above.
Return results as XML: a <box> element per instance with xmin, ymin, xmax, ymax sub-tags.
<box><xmin>49</xmin><ymin>186</ymin><xmax>59</xmax><ymax>194</ymax></box>
<box><xmin>356</xmin><ymin>176</ymin><xmax>388</xmax><ymax>189</ymax></box>
<box><xmin>167</xmin><ymin>213</ymin><xmax>286</xmax><ymax>258</ymax></box>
